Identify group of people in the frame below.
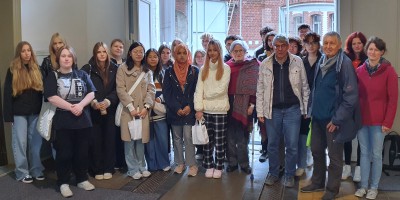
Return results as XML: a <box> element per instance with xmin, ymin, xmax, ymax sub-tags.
<box><xmin>3</xmin><ymin>23</ymin><xmax>398</xmax><ymax>200</ymax></box>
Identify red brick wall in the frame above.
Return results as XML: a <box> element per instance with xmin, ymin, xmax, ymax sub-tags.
<box><xmin>175</xmin><ymin>0</ymin><xmax>334</xmax><ymax>49</ymax></box>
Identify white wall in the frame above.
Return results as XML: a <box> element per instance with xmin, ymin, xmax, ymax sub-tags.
<box><xmin>340</xmin><ymin>0</ymin><xmax>400</xmax><ymax>133</ymax></box>
<box><xmin>21</xmin><ymin>0</ymin><xmax>126</xmax><ymax>67</ymax></box>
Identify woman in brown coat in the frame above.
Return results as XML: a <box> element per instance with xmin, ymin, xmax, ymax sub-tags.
<box><xmin>116</xmin><ymin>41</ymin><xmax>155</xmax><ymax>180</ymax></box>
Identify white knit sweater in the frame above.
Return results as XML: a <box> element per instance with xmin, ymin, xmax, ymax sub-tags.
<box><xmin>194</xmin><ymin>60</ymin><xmax>231</xmax><ymax>114</ymax></box>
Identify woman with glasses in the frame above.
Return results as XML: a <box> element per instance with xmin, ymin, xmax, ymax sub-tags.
<box><xmin>116</xmin><ymin>42</ymin><xmax>156</xmax><ymax>180</ymax></box>
<box><xmin>225</xmin><ymin>40</ymin><xmax>259</xmax><ymax>174</ymax></box>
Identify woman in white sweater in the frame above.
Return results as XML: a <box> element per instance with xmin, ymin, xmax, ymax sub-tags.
<box><xmin>194</xmin><ymin>39</ymin><xmax>231</xmax><ymax>179</ymax></box>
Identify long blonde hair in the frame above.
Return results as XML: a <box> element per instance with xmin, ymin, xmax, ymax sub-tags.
<box><xmin>49</xmin><ymin>32</ymin><xmax>67</xmax><ymax>70</ymax></box>
<box><xmin>201</xmin><ymin>39</ymin><xmax>224</xmax><ymax>81</ymax></box>
<box><xmin>10</xmin><ymin>41</ymin><xmax>43</xmax><ymax>96</ymax></box>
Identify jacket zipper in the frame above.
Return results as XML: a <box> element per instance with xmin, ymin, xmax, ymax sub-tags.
<box><xmin>280</xmin><ymin>64</ymin><xmax>284</xmax><ymax>103</ymax></box>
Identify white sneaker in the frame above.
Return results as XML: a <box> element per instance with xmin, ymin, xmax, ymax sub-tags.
<box><xmin>95</xmin><ymin>174</ymin><xmax>104</xmax><ymax>180</ymax></box>
<box><xmin>366</xmin><ymin>189</ymin><xmax>378</xmax><ymax>199</ymax></box>
<box><xmin>77</xmin><ymin>181</ymin><xmax>95</xmax><ymax>191</ymax></box>
<box><xmin>354</xmin><ymin>188</ymin><xmax>367</xmax><ymax>197</ymax></box>
<box><xmin>353</xmin><ymin>166</ymin><xmax>361</xmax><ymax>182</ymax></box>
<box><xmin>163</xmin><ymin>166</ymin><xmax>171</xmax><ymax>172</ymax></box>
<box><xmin>142</xmin><ymin>170</ymin><xmax>151</xmax><ymax>178</ymax></box>
<box><xmin>131</xmin><ymin>172</ymin><xmax>142</xmax><ymax>180</ymax></box>
<box><xmin>295</xmin><ymin>168</ymin><xmax>305</xmax><ymax>176</ymax></box>
<box><xmin>103</xmin><ymin>173</ymin><xmax>112</xmax><ymax>180</ymax></box>
<box><xmin>341</xmin><ymin>165</ymin><xmax>351</xmax><ymax>180</ymax></box>
<box><xmin>306</xmin><ymin>149</ymin><xmax>313</xmax><ymax>167</ymax></box>
<box><xmin>60</xmin><ymin>184</ymin><xmax>73</xmax><ymax>198</ymax></box>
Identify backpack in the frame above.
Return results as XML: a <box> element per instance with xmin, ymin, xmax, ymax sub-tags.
<box><xmin>382</xmin><ymin>132</ymin><xmax>400</xmax><ymax>172</ymax></box>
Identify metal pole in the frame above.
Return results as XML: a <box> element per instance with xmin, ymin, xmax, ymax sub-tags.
<box><xmin>286</xmin><ymin>0</ymin><xmax>289</xmax><ymax>36</ymax></box>
<box><xmin>239</xmin><ymin>0</ymin><xmax>242</xmax><ymax>36</ymax></box>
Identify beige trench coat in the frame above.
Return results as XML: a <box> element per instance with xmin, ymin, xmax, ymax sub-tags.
<box><xmin>116</xmin><ymin>64</ymin><xmax>155</xmax><ymax>143</ymax></box>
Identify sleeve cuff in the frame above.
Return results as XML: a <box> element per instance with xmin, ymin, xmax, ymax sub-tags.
<box><xmin>104</xmin><ymin>98</ymin><xmax>111</xmax><ymax>107</ymax></box>
<box><xmin>127</xmin><ymin>103</ymin><xmax>135</xmax><ymax>112</ymax></box>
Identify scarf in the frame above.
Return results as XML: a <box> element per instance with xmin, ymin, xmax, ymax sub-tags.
<box><xmin>365</xmin><ymin>57</ymin><xmax>384</xmax><ymax>76</ymax></box>
<box><xmin>320</xmin><ymin>51</ymin><xmax>339</xmax><ymax>77</ymax></box>
<box><xmin>173</xmin><ymin>44</ymin><xmax>192</xmax><ymax>89</ymax></box>
<box><xmin>228</xmin><ymin>58</ymin><xmax>259</xmax><ymax>127</ymax></box>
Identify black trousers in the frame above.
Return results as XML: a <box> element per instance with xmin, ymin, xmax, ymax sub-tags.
<box><xmin>55</xmin><ymin>128</ymin><xmax>90</xmax><ymax>186</ymax></box>
<box><xmin>90</xmin><ymin>115</ymin><xmax>116</xmax><ymax>175</ymax></box>
<box><xmin>310</xmin><ymin>120</ymin><xmax>343</xmax><ymax>195</ymax></box>
<box><xmin>114</xmin><ymin>126</ymin><xmax>126</xmax><ymax>169</ymax></box>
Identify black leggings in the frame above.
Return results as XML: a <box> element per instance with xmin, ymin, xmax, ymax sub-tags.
<box><xmin>344</xmin><ymin>140</ymin><xmax>360</xmax><ymax>166</ymax></box>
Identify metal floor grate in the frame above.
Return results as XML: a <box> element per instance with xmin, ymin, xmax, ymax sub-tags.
<box><xmin>133</xmin><ymin>171</ymin><xmax>174</xmax><ymax>194</ymax></box>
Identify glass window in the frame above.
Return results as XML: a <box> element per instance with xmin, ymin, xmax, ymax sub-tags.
<box><xmin>312</xmin><ymin>14</ymin><xmax>322</xmax><ymax>35</ymax></box>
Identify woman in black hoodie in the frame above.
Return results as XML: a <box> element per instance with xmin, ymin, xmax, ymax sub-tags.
<box><xmin>3</xmin><ymin>41</ymin><xmax>45</xmax><ymax>183</ymax></box>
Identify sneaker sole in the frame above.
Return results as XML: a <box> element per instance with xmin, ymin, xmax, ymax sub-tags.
<box><xmin>301</xmin><ymin>188</ymin><xmax>325</xmax><ymax>193</ymax></box>
<box><xmin>22</xmin><ymin>180</ymin><xmax>33</xmax><ymax>184</ymax></box>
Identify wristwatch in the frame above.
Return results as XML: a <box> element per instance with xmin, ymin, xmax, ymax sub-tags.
<box><xmin>144</xmin><ymin>104</ymin><xmax>150</xmax><ymax>111</ymax></box>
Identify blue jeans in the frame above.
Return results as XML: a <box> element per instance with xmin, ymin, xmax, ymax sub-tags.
<box><xmin>12</xmin><ymin>115</ymin><xmax>44</xmax><ymax>180</ymax></box>
<box><xmin>124</xmin><ymin>140</ymin><xmax>146</xmax><ymax>176</ymax></box>
<box><xmin>358</xmin><ymin>126</ymin><xmax>385</xmax><ymax>189</ymax></box>
<box><xmin>266</xmin><ymin>105</ymin><xmax>301</xmax><ymax>177</ymax></box>
<box><xmin>145</xmin><ymin>119</ymin><xmax>170</xmax><ymax>171</ymax></box>
<box><xmin>297</xmin><ymin>134</ymin><xmax>308</xmax><ymax>169</ymax></box>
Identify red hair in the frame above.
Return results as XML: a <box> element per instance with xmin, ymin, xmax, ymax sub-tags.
<box><xmin>344</xmin><ymin>32</ymin><xmax>367</xmax><ymax>61</ymax></box>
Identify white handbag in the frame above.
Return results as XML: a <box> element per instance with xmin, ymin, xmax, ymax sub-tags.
<box><xmin>36</xmin><ymin>72</ymin><xmax>58</xmax><ymax>141</ymax></box>
<box><xmin>192</xmin><ymin>117</ymin><xmax>209</xmax><ymax>145</ymax></box>
<box><xmin>36</xmin><ymin>101</ymin><xmax>57</xmax><ymax>141</ymax></box>
<box><xmin>128</xmin><ymin>117</ymin><xmax>143</xmax><ymax>140</ymax></box>
<box><xmin>115</xmin><ymin>72</ymin><xmax>146</xmax><ymax>126</ymax></box>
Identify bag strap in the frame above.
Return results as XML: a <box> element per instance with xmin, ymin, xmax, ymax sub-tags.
<box><xmin>127</xmin><ymin>72</ymin><xmax>146</xmax><ymax>95</ymax></box>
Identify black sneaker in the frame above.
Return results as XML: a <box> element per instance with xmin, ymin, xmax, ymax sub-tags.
<box><xmin>35</xmin><ymin>175</ymin><xmax>45</xmax><ymax>181</ymax></box>
<box><xmin>259</xmin><ymin>151</ymin><xmax>268</xmax><ymax>163</ymax></box>
<box><xmin>21</xmin><ymin>175</ymin><xmax>33</xmax><ymax>183</ymax></box>
<box><xmin>300</xmin><ymin>184</ymin><xmax>325</xmax><ymax>193</ymax></box>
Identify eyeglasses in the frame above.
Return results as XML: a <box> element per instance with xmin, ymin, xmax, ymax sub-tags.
<box><xmin>305</xmin><ymin>42</ymin><xmax>319</xmax><ymax>46</ymax></box>
<box><xmin>274</xmin><ymin>44</ymin><xmax>288</xmax><ymax>49</ymax></box>
<box><xmin>132</xmin><ymin>50</ymin><xmax>144</xmax><ymax>55</ymax></box>
<box><xmin>232</xmin><ymin>49</ymin><xmax>245</xmax><ymax>54</ymax></box>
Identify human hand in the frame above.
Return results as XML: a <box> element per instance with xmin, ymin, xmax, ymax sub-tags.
<box><xmin>182</xmin><ymin>106</ymin><xmax>191</xmax><ymax>116</ymax></box>
<box><xmin>71</xmin><ymin>104</ymin><xmax>83</xmax><ymax>116</ymax></box>
<box><xmin>138</xmin><ymin>108</ymin><xmax>148</xmax><ymax>118</ymax></box>
<box><xmin>258</xmin><ymin>117</ymin><xmax>264</xmax><ymax>123</ymax></box>
<box><xmin>130</xmin><ymin>109</ymin><xmax>139</xmax><ymax>117</ymax></box>
<box><xmin>247</xmin><ymin>105</ymin><xmax>254</xmax><ymax>116</ymax></box>
<box><xmin>382</xmin><ymin>126</ymin><xmax>391</xmax><ymax>134</ymax></box>
<box><xmin>326</xmin><ymin>121</ymin><xmax>338</xmax><ymax>133</ymax></box>
<box><xmin>177</xmin><ymin>109</ymin><xmax>184</xmax><ymax>116</ymax></box>
<box><xmin>195</xmin><ymin>111</ymin><xmax>203</xmax><ymax>121</ymax></box>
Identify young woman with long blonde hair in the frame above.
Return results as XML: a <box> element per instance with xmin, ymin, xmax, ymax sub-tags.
<box><xmin>3</xmin><ymin>41</ymin><xmax>45</xmax><ymax>183</ymax></box>
<box><xmin>194</xmin><ymin>39</ymin><xmax>230</xmax><ymax>178</ymax></box>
